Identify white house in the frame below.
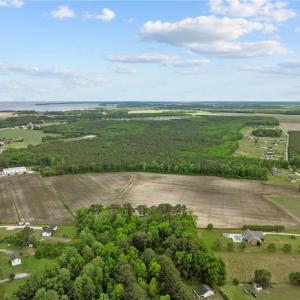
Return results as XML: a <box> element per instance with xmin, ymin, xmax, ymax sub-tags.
<box><xmin>2</xmin><ymin>167</ymin><xmax>27</xmax><ymax>176</ymax></box>
<box><xmin>194</xmin><ymin>284</ymin><xmax>214</xmax><ymax>299</ymax></box>
<box><xmin>42</xmin><ymin>225</ymin><xmax>57</xmax><ymax>237</ymax></box>
<box><xmin>11</xmin><ymin>253</ymin><xmax>22</xmax><ymax>266</ymax></box>
<box><xmin>253</xmin><ymin>282</ymin><xmax>263</xmax><ymax>292</ymax></box>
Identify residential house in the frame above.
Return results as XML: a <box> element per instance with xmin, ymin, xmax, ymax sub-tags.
<box><xmin>194</xmin><ymin>284</ymin><xmax>214</xmax><ymax>299</ymax></box>
<box><xmin>253</xmin><ymin>282</ymin><xmax>263</xmax><ymax>292</ymax></box>
<box><xmin>42</xmin><ymin>225</ymin><xmax>57</xmax><ymax>237</ymax></box>
<box><xmin>242</xmin><ymin>229</ymin><xmax>263</xmax><ymax>245</ymax></box>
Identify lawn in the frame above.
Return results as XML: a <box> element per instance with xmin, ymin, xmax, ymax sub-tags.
<box><xmin>0</xmin><ymin>129</ymin><xmax>57</xmax><ymax>148</ymax></box>
<box><xmin>222</xmin><ymin>284</ymin><xmax>300</xmax><ymax>300</ymax></box>
<box><xmin>0</xmin><ymin>277</ymin><xmax>27</xmax><ymax>299</ymax></box>
<box><xmin>271</xmin><ymin>196</ymin><xmax>300</xmax><ymax>219</ymax></box>
<box><xmin>199</xmin><ymin>229</ymin><xmax>300</xmax><ymax>284</ymax></box>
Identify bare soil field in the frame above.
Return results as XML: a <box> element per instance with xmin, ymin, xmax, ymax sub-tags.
<box><xmin>0</xmin><ymin>174</ymin><xmax>73</xmax><ymax>224</ymax></box>
<box><xmin>280</xmin><ymin>123</ymin><xmax>300</xmax><ymax>132</ymax></box>
<box><xmin>46</xmin><ymin>172</ymin><xmax>300</xmax><ymax>229</ymax></box>
<box><xmin>45</xmin><ymin>173</ymin><xmax>133</xmax><ymax>211</ymax></box>
<box><xmin>0</xmin><ymin>112</ymin><xmax>15</xmax><ymax>120</ymax></box>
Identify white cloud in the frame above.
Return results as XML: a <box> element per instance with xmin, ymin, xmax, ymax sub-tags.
<box><xmin>85</xmin><ymin>8</ymin><xmax>116</xmax><ymax>21</ymax></box>
<box><xmin>50</xmin><ymin>6</ymin><xmax>75</xmax><ymax>19</ymax></box>
<box><xmin>209</xmin><ymin>0</ymin><xmax>296</xmax><ymax>22</ymax></box>
<box><xmin>295</xmin><ymin>26</ymin><xmax>300</xmax><ymax>35</ymax></box>
<box><xmin>0</xmin><ymin>0</ymin><xmax>23</xmax><ymax>8</ymax></box>
<box><xmin>109</xmin><ymin>65</ymin><xmax>137</xmax><ymax>74</ymax></box>
<box><xmin>0</xmin><ymin>63</ymin><xmax>106</xmax><ymax>85</ymax></box>
<box><xmin>107</xmin><ymin>53</ymin><xmax>209</xmax><ymax>66</ymax></box>
<box><xmin>140</xmin><ymin>16</ymin><xmax>288</xmax><ymax>57</ymax></box>
<box><xmin>242</xmin><ymin>61</ymin><xmax>300</xmax><ymax>76</ymax></box>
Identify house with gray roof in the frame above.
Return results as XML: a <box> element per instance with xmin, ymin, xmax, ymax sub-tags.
<box><xmin>242</xmin><ymin>229</ymin><xmax>263</xmax><ymax>245</ymax></box>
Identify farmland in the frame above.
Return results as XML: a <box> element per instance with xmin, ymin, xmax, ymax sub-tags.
<box><xmin>271</xmin><ymin>196</ymin><xmax>300</xmax><ymax>219</ymax></box>
<box><xmin>0</xmin><ymin>174</ymin><xmax>73</xmax><ymax>224</ymax></box>
<box><xmin>289</xmin><ymin>131</ymin><xmax>300</xmax><ymax>165</ymax></box>
<box><xmin>0</xmin><ymin>172</ymin><xmax>296</xmax><ymax>228</ymax></box>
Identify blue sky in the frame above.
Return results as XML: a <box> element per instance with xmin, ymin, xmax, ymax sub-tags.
<box><xmin>0</xmin><ymin>0</ymin><xmax>299</xmax><ymax>102</ymax></box>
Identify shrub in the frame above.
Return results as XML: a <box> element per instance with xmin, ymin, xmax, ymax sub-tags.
<box><xmin>289</xmin><ymin>272</ymin><xmax>300</xmax><ymax>285</ymax></box>
<box><xmin>212</xmin><ymin>239</ymin><xmax>223</xmax><ymax>251</ymax></box>
<box><xmin>282</xmin><ymin>244</ymin><xmax>292</xmax><ymax>253</ymax></box>
<box><xmin>267</xmin><ymin>243</ymin><xmax>276</xmax><ymax>253</ymax></box>
<box><xmin>254</xmin><ymin>269</ymin><xmax>272</xmax><ymax>288</ymax></box>
<box><xmin>233</xmin><ymin>278</ymin><xmax>239</xmax><ymax>285</ymax></box>
<box><xmin>206</xmin><ymin>223</ymin><xmax>214</xmax><ymax>230</ymax></box>
<box><xmin>9</xmin><ymin>273</ymin><xmax>15</xmax><ymax>281</ymax></box>
<box><xmin>239</xmin><ymin>241</ymin><xmax>246</xmax><ymax>250</ymax></box>
<box><xmin>226</xmin><ymin>242</ymin><xmax>234</xmax><ymax>252</ymax></box>
<box><xmin>242</xmin><ymin>225</ymin><xmax>284</xmax><ymax>232</ymax></box>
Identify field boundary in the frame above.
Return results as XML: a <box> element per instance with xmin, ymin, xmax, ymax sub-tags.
<box><xmin>264</xmin><ymin>195</ymin><xmax>300</xmax><ymax>228</ymax></box>
<box><xmin>280</xmin><ymin>125</ymin><xmax>289</xmax><ymax>161</ymax></box>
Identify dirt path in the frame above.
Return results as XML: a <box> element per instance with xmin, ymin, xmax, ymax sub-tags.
<box><xmin>103</xmin><ymin>174</ymin><xmax>136</xmax><ymax>206</ymax></box>
<box><xmin>280</xmin><ymin>126</ymin><xmax>289</xmax><ymax>161</ymax></box>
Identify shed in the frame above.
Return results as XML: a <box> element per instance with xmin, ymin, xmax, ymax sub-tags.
<box><xmin>11</xmin><ymin>253</ymin><xmax>22</xmax><ymax>266</ymax></box>
<box><xmin>194</xmin><ymin>284</ymin><xmax>214</xmax><ymax>299</ymax></box>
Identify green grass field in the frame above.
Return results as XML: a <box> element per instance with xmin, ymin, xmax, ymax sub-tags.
<box><xmin>0</xmin><ymin>129</ymin><xmax>56</xmax><ymax>148</ymax></box>
<box><xmin>222</xmin><ymin>284</ymin><xmax>300</xmax><ymax>300</ymax></box>
<box><xmin>271</xmin><ymin>196</ymin><xmax>300</xmax><ymax>219</ymax></box>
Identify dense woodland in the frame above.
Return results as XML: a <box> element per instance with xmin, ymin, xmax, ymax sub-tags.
<box><xmin>289</xmin><ymin>132</ymin><xmax>300</xmax><ymax>167</ymax></box>
<box><xmin>14</xmin><ymin>204</ymin><xmax>225</xmax><ymax>300</ymax></box>
<box><xmin>252</xmin><ymin>128</ymin><xmax>282</xmax><ymax>137</ymax></box>
<box><xmin>0</xmin><ymin>116</ymin><xmax>288</xmax><ymax>179</ymax></box>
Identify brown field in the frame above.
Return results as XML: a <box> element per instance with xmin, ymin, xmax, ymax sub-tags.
<box><xmin>0</xmin><ymin>112</ymin><xmax>15</xmax><ymax>120</ymax></box>
<box><xmin>46</xmin><ymin>172</ymin><xmax>300</xmax><ymax>229</ymax></box>
<box><xmin>280</xmin><ymin>123</ymin><xmax>300</xmax><ymax>132</ymax></box>
<box><xmin>0</xmin><ymin>174</ymin><xmax>73</xmax><ymax>224</ymax></box>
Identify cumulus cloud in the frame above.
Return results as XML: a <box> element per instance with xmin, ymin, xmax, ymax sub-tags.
<box><xmin>209</xmin><ymin>0</ymin><xmax>295</xmax><ymax>22</ymax></box>
<box><xmin>140</xmin><ymin>16</ymin><xmax>288</xmax><ymax>57</ymax></box>
<box><xmin>109</xmin><ymin>65</ymin><xmax>137</xmax><ymax>74</ymax></box>
<box><xmin>50</xmin><ymin>6</ymin><xmax>75</xmax><ymax>19</ymax></box>
<box><xmin>107</xmin><ymin>53</ymin><xmax>209</xmax><ymax>67</ymax></box>
<box><xmin>0</xmin><ymin>0</ymin><xmax>23</xmax><ymax>8</ymax></box>
<box><xmin>0</xmin><ymin>63</ymin><xmax>106</xmax><ymax>85</ymax></box>
<box><xmin>242</xmin><ymin>61</ymin><xmax>300</xmax><ymax>76</ymax></box>
<box><xmin>85</xmin><ymin>8</ymin><xmax>116</xmax><ymax>21</ymax></box>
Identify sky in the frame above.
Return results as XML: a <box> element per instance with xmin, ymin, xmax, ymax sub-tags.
<box><xmin>0</xmin><ymin>0</ymin><xmax>300</xmax><ymax>102</ymax></box>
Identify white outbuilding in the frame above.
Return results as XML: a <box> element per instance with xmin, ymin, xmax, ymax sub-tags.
<box><xmin>11</xmin><ymin>253</ymin><xmax>22</xmax><ymax>266</ymax></box>
<box><xmin>2</xmin><ymin>167</ymin><xmax>27</xmax><ymax>176</ymax></box>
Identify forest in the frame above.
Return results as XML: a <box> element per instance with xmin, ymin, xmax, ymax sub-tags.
<box><xmin>252</xmin><ymin>128</ymin><xmax>282</xmax><ymax>137</ymax></box>
<box><xmin>0</xmin><ymin>116</ymin><xmax>288</xmax><ymax>179</ymax></box>
<box><xmin>14</xmin><ymin>204</ymin><xmax>225</xmax><ymax>300</ymax></box>
<box><xmin>289</xmin><ymin>132</ymin><xmax>300</xmax><ymax>167</ymax></box>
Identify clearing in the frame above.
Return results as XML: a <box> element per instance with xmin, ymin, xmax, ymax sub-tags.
<box><xmin>0</xmin><ymin>129</ymin><xmax>56</xmax><ymax>148</ymax></box>
<box><xmin>0</xmin><ymin>112</ymin><xmax>16</xmax><ymax>120</ymax></box>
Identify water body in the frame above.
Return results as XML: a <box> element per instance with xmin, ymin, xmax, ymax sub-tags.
<box><xmin>0</xmin><ymin>102</ymin><xmax>102</xmax><ymax>112</ymax></box>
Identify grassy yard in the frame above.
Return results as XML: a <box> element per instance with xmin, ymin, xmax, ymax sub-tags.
<box><xmin>271</xmin><ymin>196</ymin><xmax>300</xmax><ymax>219</ymax></box>
<box><xmin>0</xmin><ymin>129</ymin><xmax>56</xmax><ymax>148</ymax></box>
<box><xmin>0</xmin><ymin>277</ymin><xmax>26</xmax><ymax>299</ymax></box>
<box><xmin>235</xmin><ymin>126</ymin><xmax>286</xmax><ymax>160</ymax></box>
<box><xmin>222</xmin><ymin>284</ymin><xmax>300</xmax><ymax>300</ymax></box>
<box><xmin>199</xmin><ymin>229</ymin><xmax>300</xmax><ymax>284</ymax></box>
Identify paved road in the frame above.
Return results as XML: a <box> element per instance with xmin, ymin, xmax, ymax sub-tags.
<box><xmin>0</xmin><ymin>273</ymin><xmax>30</xmax><ymax>284</ymax></box>
<box><xmin>0</xmin><ymin>225</ymin><xmax>43</xmax><ymax>231</ymax></box>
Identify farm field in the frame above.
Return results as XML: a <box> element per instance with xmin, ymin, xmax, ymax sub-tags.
<box><xmin>271</xmin><ymin>196</ymin><xmax>300</xmax><ymax>219</ymax></box>
<box><xmin>235</xmin><ymin>126</ymin><xmax>287</xmax><ymax>160</ymax></box>
<box><xmin>281</xmin><ymin>123</ymin><xmax>300</xmax><ymax>132</ymax></box>
<box><xmin>0</xmin><ymin>174</ymin><xmax>73</xmax><ymax>224</ymax></box>
<box><xmin>46</xmin><ymin>172</ymin><xmax>300</xmax><ymax>228</ymax></box>
<box><xmin>0</xmin><ymin>129</ymin><xmax>56</xmax><ymax>148</ymax></box>
<box><xmin>0</xmin><ymin>112</ymin><xmax>16</xmax><ymax>120</ymax></box>
<box><xmin>222</xmin><ymin>284</ymin><xmax>300</xmax><ymax>300</ymax></box>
